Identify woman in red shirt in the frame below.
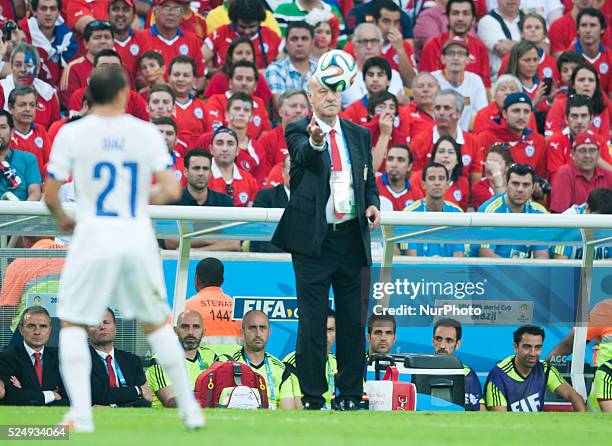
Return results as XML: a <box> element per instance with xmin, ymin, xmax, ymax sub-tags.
<box><xmin>411</xmin><ymin>136</ymin><xmax>470</xmax><ymax>211</ymax></box>
<box><xmin>545</xmin><ymin>63</ymin><xmax>611</xmax><ymax>140</ymax></box>
<box><xmin>203</xmin><ymin>37</ymin><xmax>272</xmax><ymax>105</ymax></box>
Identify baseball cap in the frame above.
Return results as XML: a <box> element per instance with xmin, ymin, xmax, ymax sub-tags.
<box><xmin>212</xmin><ymin>126</ymin><xmax>239</xmax><ymax>144</ymax></box>
<box><xmin>503</xmin><ymin>92</ymin><xmax>532</xmax><ymax>111</ymax></box>
<box><xmin>110</xmin><ymin>0</ymin><xmax>135</xmax><ymax>7</ymax></box>
<box><xmin>442</xmin><ymin>36</ymin><xmax>469</xmax><ymax>53</ymax></box>
<box><xmin>154</xmin><ymin>0</ymin><xmax>187</xmax><ymax>5</ymax></box>
<box><xmin>572</xmin><ymin>131</ymin><xmax>599</xmax><ymax>149</ymax></box>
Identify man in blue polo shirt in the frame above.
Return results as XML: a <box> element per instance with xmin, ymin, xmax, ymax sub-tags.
<box><xmin>0</xmin><ymin>110</ymin><xmax>41</xmax><ymax>201</ymax></box>
<box><xmin>401</xmin><ymin>162</ymin><xmax>464</xmax><ymax>257</ymax></box>
<box><xmin>477</xmin><ymin>163</ymin><xmax>549</xmax><ymax>259</ymax></box>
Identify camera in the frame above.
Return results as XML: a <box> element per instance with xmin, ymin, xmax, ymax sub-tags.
<box><xmin>2</xmin><ymin>20</ymin><xmax>17</xmax><ymax>42</ymax></box>
<box><xmin>534</xmin><ymin>175</ymin><xmax>551</xmax><ymax>194</ymax></box>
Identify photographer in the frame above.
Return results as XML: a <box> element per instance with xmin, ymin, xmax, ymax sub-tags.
<box><xmin>0</xmin><ymin>20</ymin><xmax>26</xmax><ymax>78</ymax></box>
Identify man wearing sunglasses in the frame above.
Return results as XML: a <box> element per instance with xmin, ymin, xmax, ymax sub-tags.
<box><xmin>550</xmin><ymin>132</ymin><xmax>612</xmax><ymax>213</ymax></box>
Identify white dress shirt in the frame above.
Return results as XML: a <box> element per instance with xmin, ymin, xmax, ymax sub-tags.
<box><xmin>309</xmin><ymin>115</ymin><xmax>356</xmax><ymax>223</ymax></box>
<box><xmin>23</xmin><ymin>342</ymin><xmax>55</xmax><ymax>405</ymax></box>
<box><xmin>95</xmin><ymin>347</ymin><xmax>118</xmax><ymax>388</ymax></box>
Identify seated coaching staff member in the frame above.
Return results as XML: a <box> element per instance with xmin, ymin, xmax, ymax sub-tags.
<box><xmin>272</xmin><ymin>74</ymin><xmax>381</xmax><ymax>411</ymax></box>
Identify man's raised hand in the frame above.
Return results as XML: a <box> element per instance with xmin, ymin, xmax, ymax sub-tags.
<box><xmin>308</xmin><ymin>116</ymin><xmax>325</xmax><ymax>146</ymax></box>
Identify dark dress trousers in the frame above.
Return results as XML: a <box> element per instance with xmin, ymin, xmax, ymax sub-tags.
<box><xmin>272</xmin><ymin>117</ymin><xmax>380</xmax><ymax>406</ymax></box>
<box><xmin>0</xmin><ymin>343</ymin><xmax>67</xmax><ymax>406</ymax></box>
<box><xmin>89</xmin><ymin>347</ymin><xmax>151</xmax><ymax>408</ymax></box>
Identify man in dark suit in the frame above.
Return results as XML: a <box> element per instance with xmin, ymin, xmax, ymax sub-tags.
<box><xmin>88</xmin><ymin>308</ymin><xmax>152</xmax><ymax>407</ymax></box>
<box><xmin>272</xmin><ymin>75</ymin><xmax>381</xmax><ymax>410</ymax></box>
<box><xmin>251</xmin><ymin>156</ymin><xmax>290</xmax><ymax>253</ymax></box>
<box><xmin>0</xmin><ymin>306</ymin><xmax>67</xmax><ymax>406</ymax></box>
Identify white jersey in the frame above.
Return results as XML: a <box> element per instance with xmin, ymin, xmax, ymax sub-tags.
<box><xmin>47</xmin><ymin>114</ymin><xmax>172</xmax><ymax>226</ymax></box>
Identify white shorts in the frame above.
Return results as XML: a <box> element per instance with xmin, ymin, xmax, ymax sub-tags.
<box><xmin>57</xmin><ymin>224</ymin><xmax>170</xmax><ymax>326</ymax></box>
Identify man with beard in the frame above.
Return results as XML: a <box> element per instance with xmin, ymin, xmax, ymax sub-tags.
<box><xmin>226</xmin><ymin>310</ymin><xmax>294</xmax><ymax>409</ymax></box>
<box><xmin>145</xmin><ymin>311</ymin><xmax>216</xmax><ymax>408</ymax></box>
<box><xmin>367</xmin><ymin>314</ymin><xmax>397</xmax><ymax>358</ymax></box>
<box><xmin>485</xmin><ymin>325</ymin><xmax>585</xmax><ymax>412</ymax></box>
<box><xmin>0</xmin><ymin>44</ymin><xmax>61</xmax><ymax>129</ymax></box>
<box><xmin>376</xmin><ymin>144</ymin><xmax>417</xmax><ymax>211</ymax></box>
<box><xmin>546</xmin><ymin>94</ymin><xmax>611</xmax><ymax>181</ymax></box>
<box><xmin>88</xmin><ymin>308</ymin><xmax>152</xmax><ymax>407</ymax></box>
<box><xmin>419</xmin><ymin>0</ymin><xmax>491</xmax><ymax>87</ymax></box>
<box><xmin>0</xmin><ymin>110</ymin><xmax>41</xmax><ymax>201</ymax></box>
<box><xmin>476</xmin><ymin>92</ymin><xmax>547</xmax><ymax>178</ymax></box>
<box><xmin>477</xmin><ymin>164</ymin><xmax>549</xmax><ymax>259</ymax></box>
<box><xmin>432</xmin><ymin>318</ymin><xmax>482</xmax><ymax>411</ymax></box>
<box><xmin>265</xmin><ymin>21</ymin><xmax>317</xmax><ymax>112</ymax></box>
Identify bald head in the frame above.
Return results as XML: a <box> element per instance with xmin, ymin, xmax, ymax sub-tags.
<box><xmin>175</xmin><ymin>310</ymin><xmax>204</xmax><ymax>351</ymax></box>
<box><xmin>242</xmin><ymin>310</ymin><xmax>270</xmax><ymax>353</ymax></box>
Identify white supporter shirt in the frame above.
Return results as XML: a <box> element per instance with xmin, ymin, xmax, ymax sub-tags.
<box><xmin>477</xmin><ymin>10</ymin><xmax>521</xmax><ymax>82</ymax></box>
<box><xmin>341</xmin><ymin>69</ymin><xmax>404</xmax><ymax>108</ymax></box>
<box><xmin>431</xmin><ymin>70</ymin><xmax>488</xmax><ymax>131</ymax></box>
<box><xmin>47</xmin><ymin>114</ymin><xmax>172</xmax><ymax>227</ymax></box>
<box><xmin>486</xmin><ymin>0</ymin><xmax>564</xmax><ymax>25</ymax></box>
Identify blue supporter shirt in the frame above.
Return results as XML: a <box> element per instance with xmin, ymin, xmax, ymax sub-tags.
<box><xmin>551</xmin><ymin>203</ymin><xmax>612</xmax><ymax>259</ymax></box>
<box><xmin>401</xmin><ymin>199</ymin><xmax>465</xmax><ymax>257</ymax></box>
<box><xmin>476</xmin><ymin>194</ymin><xmax>548</xmax><ymax>258</ymax></box>
<box><xmin>0</xmin><ymin>149</ymin><xmax>42</xmax><ymax>201</ymax></box>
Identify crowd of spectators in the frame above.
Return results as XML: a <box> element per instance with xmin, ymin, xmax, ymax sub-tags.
<box><xmin>0</xmin><ymin>0</ymin><xmax>611</xmax><ymax>257</ymax></box>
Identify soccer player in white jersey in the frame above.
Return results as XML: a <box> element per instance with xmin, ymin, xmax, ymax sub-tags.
<box><xmin>44</xmin><ymin>66</ymin><xmax>205</xmax><ymax>432</ymax></box>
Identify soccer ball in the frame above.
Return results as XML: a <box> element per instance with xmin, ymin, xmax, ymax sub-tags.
<box><xmin>316</xmin><ymin>50</ymin><xmax>358</xmax><ymax>92</ymax></box>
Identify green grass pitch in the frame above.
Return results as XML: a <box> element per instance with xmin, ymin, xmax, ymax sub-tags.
<box><xmin>0</xmin><ymin>407</ymin><xmax>610</xmax><ymax>445</ymax></box>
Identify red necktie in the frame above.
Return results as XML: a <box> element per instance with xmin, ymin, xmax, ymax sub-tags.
<box><xmin>106</xmin><ymin>355</ymin><xmax>118</xmax><ymax>388</ymax></box>
<box><xmin>329</xmin><ymin>129</ymin><xmax>345</xmax><ymax>219</ymax></box>
<box><xmin>33</xmin><ymin>352</ymin><xmax>42</xmax><ymax>386</ymax></box>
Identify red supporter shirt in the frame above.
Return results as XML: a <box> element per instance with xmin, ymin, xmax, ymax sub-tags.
<box><xmin>342</xmin><ymin>97</ymin><xmax>369</xmax><ymax>125</ymax></box>
<box><xmin>203</xmin><ymin>71</ymin><xmax>272</xmax><ymax>104</ymax></box>
<box><xmin>65</xmin><ymin>0</ymin><xmax>110</xmax><ymax>29</ymax></box>
<box><xmin>472</xmin><ymin>103</ymin><xmax>538</xmax><ymax>135</ymax></box>
<box><xmin>60</xmin><ymin>56</ymin><xmax>93</xmax><ymax>105</ymax></box>
<box><xmin>409</xmin><ymin>126</ymin><xmax>482</xmax><ymax>176</ymax></box>
<box><xmin>264</xmin><ymin>161</ymin><xmax>283</xmax><ymax>187</ymax></box>
<box><xmin>68</xmin><ymin>87</ymin><xmax>149</xmax><ymax>120</ymax></box>
<box><xmin>409</xmin><ymin>171</ymin><xmax>470</xmax><ymax>211</ymax></box>
<box><xmin>257</xmin><ymin>125</ymin><xmax>288</xmax><ymax>172</ymax></box>
<box><xmin>418</xmin><ymin>32</ymin><xmax>491</xmax><ymax>87</ymax></box>
<box><xmin>173</xmin><ymin>97</ymin><xmax>207</xmax><ymax>151</ymax></box>
<box><xmin>134</xmin><ymin>26</ymin><xmax>205</xmax><ymax>77</ymax></box>
<box><xmin>47</xmin><ymin>116</ymin><xmax>68</xmax><ymax>143</ymax></box>
<box><xmin>363</xmin><ymin>115</ymin><xmax>411</xmax><ymax>172</ymax></box>
<box><xmin>376</xmin><ymin>173</ymin><xmax>418</xmax><ymax>211</ymax></box>
<box><xmin>470</xmin><ymin>177</ymin><xmax>495</xmax><ymax>210</ymax></box>
<box><xmin>208</xmin><ymin>160</ymin><xmax>259</xmax><ymax>207</ymax></box>
<box><xmin>476</xmin><ymin>126</ymin><xmax>547</xmax><ymax>178</ymax></box>
<box><xmin>549</xmin><ymin>14</ymin><xmax>612</xmax><ymax>54</ymax></box>
<box><xmin>114</xmin><ymin>32</ymin><xmax>140</xmax><ymax>80</ymax></box>
<box><xmin>545</xmin><ymin>96</ymin><xmax>611</xmax><ymax>141</ymax></box>
<box><xmin>546</xmin><ymin>129</ymin><xmax>611</xmax><ymax>180</ymax></box>
<box><xmin>0</xmin><ymin>79</ymin><xmax>60</xmax><ymax>130</ymax></box>
<box><xmin>204</xmin><ymin>24</ymin><xmax>281</xmax><ymax>70</ymax></box>
<box><xmin>11</xmin><ymin>124</ymin><xmax>50</xmax><ymax>176</ymax></box>
<box><xmin>194</xmin><ymin>131</ymin><xmax>269</xmax><ymax>184</ymax></box>
<box><xmin>570</xmin><ymin>41</ymin><xmax>612</xmax><ymax>94</ymax></box>
<box><xmin>550</xmin><ymin>164</ymin><xmax>612</xmax><ymax>212</ymax></box>
<box><xmin>344</xmin><ymin>40</ymin><xmax>416</xmax><ymax>73</ymax></box>
<box><xmin>402</xmin><ymin>103</ymin><xmax>435</xmax><ymax>143</ymax></box>
<box><xmin>204</xmin><ymin>93</ymin><xmax>271</xmax><ymax>140</ymax></box>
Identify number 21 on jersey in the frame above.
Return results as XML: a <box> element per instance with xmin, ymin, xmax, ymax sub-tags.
<box><xmin>94</xmin><ymin>161</ymin><xmax>138</xmax><ymax>218</ymax></box>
